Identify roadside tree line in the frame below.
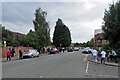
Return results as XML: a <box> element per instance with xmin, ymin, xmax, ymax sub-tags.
<box><xmin>1</xmin><ymin>8</ymin><xmax>72</xmax><ymax>49</ymax></box>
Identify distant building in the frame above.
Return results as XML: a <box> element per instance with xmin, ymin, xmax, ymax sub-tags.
<box><xmin>94</xmin><ymin>29</ymin><xmax>109</xmax><ymax>47</ymax></box>
<box><xmin>12</xmin><ymin>32</ymin><xmax>26</xmax><ymax>38</ymax></box>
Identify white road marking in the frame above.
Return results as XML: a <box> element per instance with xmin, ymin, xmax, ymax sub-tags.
<box><xmin>40</xmin><ymin>76</ymin><xmax>43</xmax><ymax>78</ymax></box>
<box><xmin>86</xmin><ymin>61</ymin><xmax>89</xmax><ymax>74</ymax></box>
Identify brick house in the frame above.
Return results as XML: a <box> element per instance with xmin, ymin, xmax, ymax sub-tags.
<box><xmin>12</xmin><ymin>32</ymin><xmax>26</xmax><ymax>38</ymax></box>
<box><xmin>94</xmin><ymin>29</ymin><xmax>109</xmax><ymax>47</ymax></box>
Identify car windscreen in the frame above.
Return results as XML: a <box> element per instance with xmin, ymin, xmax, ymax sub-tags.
<box><xmin>24</xmin><ymin>50</ymin><xmax>29</xmax><ymax>52</ymax></box>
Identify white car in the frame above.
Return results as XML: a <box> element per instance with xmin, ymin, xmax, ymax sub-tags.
<box><xmin>74</xmin><ymin>47</ymin><xmax>79</xmax><ymax>51</ymax></box>
<box><xmin>82</xmin><ymin>48</ymin><xmax>89</xmax><ymax>53</ymax></box>
<box><xmin>82</xmin><ymin>47</ymin><xmax>92</xmax><ymax>54</ymax></box>
<box><xmin>23</xmin><ymin>50</ymin><xmax>39</xmax><ymax>58</ymax></box>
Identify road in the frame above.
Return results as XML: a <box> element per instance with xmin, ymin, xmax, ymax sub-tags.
<box><xmin>2</xmin><ymin>50</ymin><xmax>118</xmax><ymax>78</ymax></box>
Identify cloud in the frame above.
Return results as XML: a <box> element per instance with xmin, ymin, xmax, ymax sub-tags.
<box><xmin>3</xmin><ymin>22</ymin><xmax>33</xmax><ymax>34</ymax></box>
<box><xmin>2</xmin><ymin>1</ymin><xmax>117</xmax><ymax>43</ymax></box>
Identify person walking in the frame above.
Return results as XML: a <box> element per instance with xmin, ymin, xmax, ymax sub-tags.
<box><xmin>107</xmin><ymin>52</ymin><xmax>111</xmax><ymax>62</ymax></box>
<box><xmin>92</xmin><ymin>48</ymin><xmax>98</xmax><ymax>63</ymax></box>
<box><xmin>62</xmin><ymin>47</ymin><xmax>65</xmax><ymax>53</ymax></box>
<box><xmin>111</xmin><ymin>50</ymin><xmax>117</xmax><ymax>63</ymax></box>
<box><xmin>100</xmin><ymin>50</ymin><xmax>107</xmax><ymax>64</ymax></box>
<box><xmin>47</xmin><ymin>47</ymin><xmax>50</xmax><ymax>54</ymax></box>
<box><xmin>11</xmin><ymin>48</ymin><xmax>15</xmax><ymax>57</ymax></box>
<box><xmin>6</xmin><ymin>50</ymin><xmax>11</xmax><ymax>61</ymax></box>
<box><xmin>19</xmin><ymin>49</ymin><xmax>23</xmax><ymax>60</ymax></box>
<box><xmin>9</xmin><ymin>48</ymin><xmax>12</xmax><ymax>53</ymax></box>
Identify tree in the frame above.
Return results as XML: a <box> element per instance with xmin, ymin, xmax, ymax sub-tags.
<box><xmin>33</xmin><ymin>8</ymin><xmax>51</xmax><ymax>48</ymax></box>
<box><xmin>53</xmin><ymin>18</ymin><xmax>71</xmax><ymax>47</ymax></box>
<box><xmin>102</xmin><ymin>1</ymin><xmax>120</xmax><ymax>48</ymax></box>
<box><xmin>2</xmin><ymin>26</ymin><xmax>13</xmax><ymax>46</ymax></box>
<box><xmin>25</xmin><ymin>30</ymin><xmax>39</xmax><ymax>49</ymax></box>
<box><xmin>88</xmin><ymin>38</ymin><xmax>94</xmax><ymax>47</ymax></box>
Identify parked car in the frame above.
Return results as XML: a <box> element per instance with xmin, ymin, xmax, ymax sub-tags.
<box><xmin>82</xmin><ymin>47</ymin><xmax>93</xmax><ymax>54</ymax></box>
<box><xmin>74</xmin><ymin>47</ymin><xmax>79</xmax><ymax>51</ymax></box>
<box><xmin>82</xmin><ymin>48</ymin><xmax>89</xmax><ymax>54</ymax></box>
<box><xmin>67</xmin><ymin>47</ymin><xmax>73</xmax><ymax>52</ymax></box>
<box><xmin>23</xmin><ymin>50</ymin><xmax>39</xmax><ymax>58</ymax></box>
<box><xmin>50</xmin><ymin>48</ymin><xmax>59</xmax><ymax>54</ymax></box>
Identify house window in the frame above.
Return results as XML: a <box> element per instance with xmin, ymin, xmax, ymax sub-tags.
<box><xmin>98</xmin><ymin>40</ymin><xmax>101</xmax><ymax>43</ymax></box>
<box><xmin>104</xmin><ymin>40</ymin><xmax>107</xmax><ymax>43</ymax></box>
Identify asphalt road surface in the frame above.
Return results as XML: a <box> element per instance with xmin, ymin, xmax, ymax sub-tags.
<box><xmin>2</xmin><ymin>50</ymin><xmax>118</xmax><ymax>78</ymax></box>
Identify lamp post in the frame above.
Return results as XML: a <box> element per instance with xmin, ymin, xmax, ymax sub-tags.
<box><xmin>3</xmin><ymin>41</ymin><xmax>6</xmax><ymax>58</ymax></box>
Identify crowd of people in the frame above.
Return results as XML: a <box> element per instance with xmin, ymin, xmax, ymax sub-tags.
<box><xmin>91</xmin><ymin>48</ymin><xmax>118</xmax><ymax>64</ymax></box>
<box><xmin>6</xmin><ymin>48</ymin><xmax>23</xmax><ymax>61</ymax></box>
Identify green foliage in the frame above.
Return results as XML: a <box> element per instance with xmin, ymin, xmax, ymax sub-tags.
<box><xmin>88</xmin><ymin>38</ymin><xmax>94</xmax><ymax>47</ymax></box>
<box><xmin>102</xmin><ymin>1</ymin><xmax>120</xmax><ymax>49</ymax></box>
<box><xmin>33</xmin><ymin>8</ymin><xmax>51</xmax><ymax>48</ymax></box>
<box><xmin>2</xmin><ymin>26</ymin><xmax>14</xmax><ymax>46</ymax></box>
<box><xmin>75</xmin><ymin>38</ymin><xmax>94</xmax><ymax>47</ymax></box>
<box><xmin>1</xmin><ymin>7</ymin><xmax>51</xmax><ymax>49</ymax></box>
<box><xmin>53</xmin><ymin>19</ymin><xmax>71</xmax><ymax>47</ymax></box>
<box><xmin>24</xmin><ymin>30</ymin><xmax>39</xmax><ymax>49</ymax></box>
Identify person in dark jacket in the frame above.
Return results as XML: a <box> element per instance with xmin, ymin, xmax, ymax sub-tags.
<box><xmin>19</xmin><ymin>49</ymin><xmax>23</xmax><ymax>60</ymax></box>
<box><xmin>6</xmin><ymin>50</ymin><xmax>11</xmax><ymax>61</ymax></box>
<box><xmin>11</xmin><ymin>48</ymin><xmax>15</xmax><ymax>57</ymax></box>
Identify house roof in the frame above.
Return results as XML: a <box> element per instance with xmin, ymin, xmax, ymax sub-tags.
<box><xmin>94</xmin><ymin>29</ymin><xmax>103</xmax><ymax>35</ymax></box>
<box><xmin>12</xmin><ymin>32</ymin><xmax>26</xmax><ymax>38</ymax></box>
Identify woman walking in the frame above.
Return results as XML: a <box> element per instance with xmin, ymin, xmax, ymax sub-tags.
<box><xmin>6</xmin><ymin>49</ymin><xmax>11</xmax><ymax>61</ymax></box>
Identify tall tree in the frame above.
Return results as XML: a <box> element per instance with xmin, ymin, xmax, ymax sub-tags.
<box><xmin>53</xmin><ymin>18</ymin><xmax>71</xmax><ymax>47</ymax></box>
<box><xmin>2</xmin><ymin>26</ymin><xmax>13</xmax><ymax>46</ymax></box>
<box><xmin>102</xmin><ymin>1</ymin><xmax>120</xmax><ymax>48</ymax></box>
<box><xmin>33</xmin><ymin>8</ymin><xmax>51</xmax><ymax>47</ymax></box>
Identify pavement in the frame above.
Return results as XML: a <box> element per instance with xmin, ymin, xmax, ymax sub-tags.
<box><xmin>87</xmin><ymin>54</ymin><xmax>120</xmax><ymax>67</ymax></box>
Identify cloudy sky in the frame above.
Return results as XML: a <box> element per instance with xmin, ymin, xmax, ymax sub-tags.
<box><xmin>1</xmin><ymin>0</ymin><xmax>118</xmax><ymax>43</ymax></box>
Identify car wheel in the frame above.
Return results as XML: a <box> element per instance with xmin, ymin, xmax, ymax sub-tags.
<box><xmin>31</xmin><ymin>55</ymin><xmax>34</xmax><ymax>58</ymax></box>
<box><xmin>37</xmin><ymin>54</ymin><xmax>39</xmax><ymax>57</ymax></box>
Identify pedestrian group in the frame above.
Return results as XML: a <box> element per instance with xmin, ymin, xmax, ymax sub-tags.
<box><xmin>6</xmin><ymin>47</ymin><xmax>23</xmax><ymax>61</ymax></box>
<box><xmin>91</xmin><ymin>48</ymin><xmax>118</xmax><ymax>64</ymax></box>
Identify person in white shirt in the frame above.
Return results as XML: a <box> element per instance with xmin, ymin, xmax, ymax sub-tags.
<box><xmin>92</xmin><ymin>48</ymin><xmax>98</xmax><ymax>63</ymax></box>
<box><xmin>100</xmin><ymin>50</ymin><xmax>107</xmax><ymax>64</ymax></box>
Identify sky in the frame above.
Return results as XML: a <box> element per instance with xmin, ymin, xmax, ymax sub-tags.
<box><xmin>1</xmin><ymin>0</ymin><xmax>118</xmax><ymax>43</ymax></box>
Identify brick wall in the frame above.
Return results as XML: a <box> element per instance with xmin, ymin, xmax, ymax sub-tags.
<box><xmin>1</xmin><ymin>46</ymin><xmax>33</xmax><ymax>57</ymax></box>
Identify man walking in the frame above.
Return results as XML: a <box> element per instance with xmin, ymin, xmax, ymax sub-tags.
<box><xmin>100</xmin><ymin>50</ymin><xmax>106</xmax><ymax>64</ymax></box>
<box><xmin>19</xmin><ymin>49</ymin><xmax>23</xmax><ymax>60</ymax></box>
<box><xmin>92</xmin><ymin>48</ymin><xmax>98</xmax><ymax>63</ymax></box>
<box><xmin>11</xmin><ymin>48</ymin><xmax>15</xmax><ymax>57</ymax></box>
<box><xmin>62</xmin><ymin>47</ymin><xmax>65</xmax><ymax>53</ymax></box>
<box><xmin>111</xmin><ymin>50</ymin><xmax>117</xmax><ymax>63</ymax></box>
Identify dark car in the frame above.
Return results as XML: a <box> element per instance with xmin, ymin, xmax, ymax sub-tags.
<box><xmin>67</xmin><ymin>48</ymin><xmax>73</xmax><ymax>52</ymax></box>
